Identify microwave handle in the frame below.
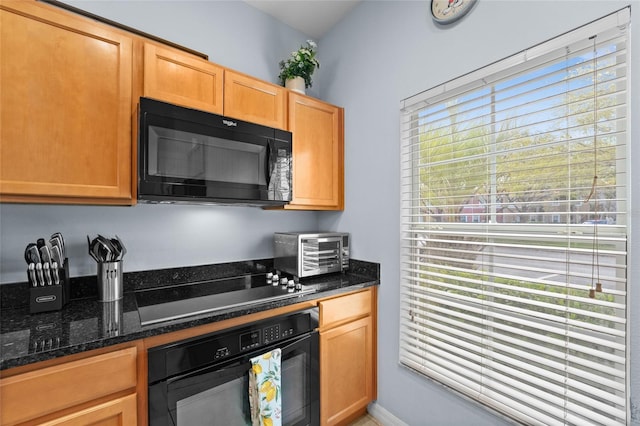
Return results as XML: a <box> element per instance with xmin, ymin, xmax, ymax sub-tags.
<box><xmin>265</xmin><ymin>140</ymin><xmax>273</xmax><ymax>185</ymax></box>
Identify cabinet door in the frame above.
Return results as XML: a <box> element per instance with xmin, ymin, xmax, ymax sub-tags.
<box><xmin>286</xmin><ymin>93</ymin><xmax>344</xmax><ymax>210</ymax></box>
<box><xmin>0</xmin><ymin>1</ymin><xmax>134</xmax><ymax>204</ymax></box>
<box><xmin>144</xmin><ymin>43</ymin><xmax>224</xmax><ymax>114</ymax></box>
<box><xmin>38</xmin><ymin>393</ymin><xmax>137</xmax><ymax>426</ymax></box>
<box><xmin>320</xmin><ymin>316</ymin><xmax>373</xmax><ymax>426</ymax></box>
<box><xmin>224</xmin><ymin>70</ymin><xmax>286</xmax><ymax>129</ymax></box>
<box><xmin>0</xmin><ymin>347</ymin><xmax>137</xmax><ymax>425</ymax></box>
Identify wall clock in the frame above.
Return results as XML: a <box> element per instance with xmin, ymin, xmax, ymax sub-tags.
<box><xmin>431</xmin><ymin>0</ymin><xmax>477</xmax><ymax>25</ymax></box>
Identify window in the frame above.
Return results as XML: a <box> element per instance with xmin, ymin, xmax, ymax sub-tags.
<box><xmin>399</xmin><ymin>9</ymin><xmax>629</xmax><ymax>425</ymax></box>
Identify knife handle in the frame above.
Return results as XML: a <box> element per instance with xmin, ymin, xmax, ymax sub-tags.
<box><xmin>28</xmin><ymin>263</ymin><xmax>37</xmax><ymax>287</ymax></box>
<box><xmin>51</xmin><ymin>261</ymin><xmax>60</xmax><ymax>285</ymax></box>
<box><xmin>43</xmin><ymin>262</ymin><xmax>53</xmax><ymax>286</ymax></box>
<box><xmin>35</xmin><ymin>263</ymin><xmax>45</xmax><ymax>287</ymax></box>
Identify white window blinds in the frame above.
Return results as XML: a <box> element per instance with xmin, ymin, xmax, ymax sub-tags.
<box><xmin>399</xmin><ymin>9</ymin><xmax>629</xmax><ymax>426</ymax></box>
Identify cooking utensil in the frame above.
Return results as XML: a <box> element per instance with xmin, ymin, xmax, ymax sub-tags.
<box><xmin>37</xmin><ymin>238</ymin><xmax>46</xmax><ymax>248</ymax></box>
<box><xmin>50</xmin><ymin>232</ymin><xmax>65</xmax><ymax>257</ymax></box>
<box><xmin>28</xmin><ymin>263</ymin><xmax>37</xmax><ymax>287</ymax></box>
<box><xmin>115</xmin><ymin>235</ymin><xmax>127</xmax><ymax>258</ymax></box>
<box><xmin>39</xmin><ymin>244</ymin><xmax>52</xmax><ymax>265</ymax></box>
<box><xmin>97</xmin><ymin>235</ymin><xmax>117</xmax><ymax>261</ymax></box>
<box><xmin>35</xmin><ymin>263</ymin><xmax>44</xmax><ymax>287</ymax></box>
<box><xmin>88</xmin><ymin>235</ymin><xmax>100</xmax><ymax>262</ymax></box>
<box><xmin>43</xmin><ymin>262</ymin><xmax>52</xmax><ymax>286</ymax></box>
<box><xmin>110</xmin><ymin>238</ymin><xmax>123</xmax><ymax>261</ymax></box>
<box><xmin>50</xmin><ymin>244</ymin><xmax>62</xmax><ymax>267</ymax></box>
<box><xmin>96</xmin><ymin>239</ymin><xmax>113</xmax><ymax>262</ymax></box>
<box><xmin>50</xmin><ymin>236</ymin><xmax>64</xmax><ymax>260</ymax></box>
<box><xmin>51</xmin><ymin>261</ymin><xmax>60</xmax><ymax>285</ymax></box>
<box><xmin>25</xmin><ymin>243</ymin><xmax>41</xmax><ymax>265</ymax></box>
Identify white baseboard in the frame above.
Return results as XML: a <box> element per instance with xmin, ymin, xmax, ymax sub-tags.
<box><xmin>367</xmin><ymin>402</ymin><xmax>408</xmax><ymax>426</ymax></box>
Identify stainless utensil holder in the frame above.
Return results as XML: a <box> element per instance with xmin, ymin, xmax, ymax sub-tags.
<box><xmin>97</xmin><ymin>261</ymin><xmax>123</xmax><ymax>302</ymax></box>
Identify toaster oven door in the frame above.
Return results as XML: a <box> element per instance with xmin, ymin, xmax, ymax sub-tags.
<box><xmin>300</xmin><ymin>237</ymin><xmax>342</xmax><ymax>277</ymax></box>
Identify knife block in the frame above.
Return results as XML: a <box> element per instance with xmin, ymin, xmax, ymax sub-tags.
<box><xmin>29</xmin><ymin>259</ymin><xmax>69</xmax><ymax>314</ymax></box>
<box><xmin>29</xmin><ymin>283</ymin><xmax>63</xmax><ymax>314</ymax></box>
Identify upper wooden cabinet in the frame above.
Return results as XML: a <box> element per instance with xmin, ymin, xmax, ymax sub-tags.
<box><xmin>143</xmin><ymin>43</ymin><xmax>224</xmax><ymax>115</ymax></box>
<box><xmin>0</xmin><ymin>1</ymin><xmax>344</xmax><ymax>208</ymax></box>
<box><xmin>0</xmin><ymin>1</ymin><xmax>134</xmax><ymax>204</ymax></box>
<box><xmin>284</xmin><ymin>93</ymin><xmax>344</xmax><ymax>210</ymax></box>
<box><xmin>224</xmin><ymin>70</ymin><xmax>286</xmax><ymax>130</ymax></box>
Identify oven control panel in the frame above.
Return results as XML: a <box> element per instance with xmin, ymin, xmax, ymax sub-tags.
<box><xmin>240</xmin><ymin>330</ymin><xmax>261</xmax><ymax>351</ymax></box>
<box><xmin>263</xmin><ymin>324</ymin><xmax>280</xmax><ymax>344</ymax></box>
<box><xmin>148</xmin><ymin>308</ymin><xmax>318</xmax><ymax>384</ymax></box>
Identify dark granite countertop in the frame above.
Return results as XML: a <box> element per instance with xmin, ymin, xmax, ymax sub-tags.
<box><xmin>0</xmin><ymin>259</ymin><xmax>379</xmax><ymax>371</ymax></box>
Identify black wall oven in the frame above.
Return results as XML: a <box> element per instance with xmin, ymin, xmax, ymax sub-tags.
<box><xmin>147</xmin><ymin>308</ymin><xmax>319</xmax><ymax>426</ymax></box>
<box><xmin>138</xmin><ymin>97</ymin><xmax>292</xmax><ymax>205</ymax></box>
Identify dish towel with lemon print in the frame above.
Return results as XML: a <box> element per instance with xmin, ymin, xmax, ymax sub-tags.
<box><xmin>249</xmin><ymin>348</ymin><xmax>282</xmax><ymax>426</ymax></box>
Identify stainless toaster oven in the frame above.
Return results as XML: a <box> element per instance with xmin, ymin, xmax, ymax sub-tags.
<box><xmin>274</xmin><ymin>232</ymin><xmax>350</xmax><ymax>278</ymax></box>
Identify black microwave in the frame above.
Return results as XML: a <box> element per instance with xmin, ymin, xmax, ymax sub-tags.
<box><xmin>138</xmin><ymin>97</ymin><xmax>292</xmax><ymax>206</ymax></box>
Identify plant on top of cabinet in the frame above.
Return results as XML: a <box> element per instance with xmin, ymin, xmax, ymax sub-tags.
<box><xmin>278</xmin><ymin>40</ymin><xmax>320</xmax><ymax>95</ymax></box>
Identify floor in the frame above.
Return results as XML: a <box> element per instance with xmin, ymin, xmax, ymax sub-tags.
<box><xmin>348</xmin><ymin>414</ymin><xmax>384</xmax><ymax>426</ymax></box>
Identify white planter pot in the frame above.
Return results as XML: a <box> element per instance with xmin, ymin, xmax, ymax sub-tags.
<box><xmin>285</xmin><ymin>76</ymin><xmax>306</xmax><ymax>94</ymax></box>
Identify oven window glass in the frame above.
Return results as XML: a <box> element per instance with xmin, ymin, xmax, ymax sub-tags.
<box><xmin>281</xmin><ymin>352</ymin><xmax>308</xmax><ymax>424</ymax></box>
<box><xmin>148</xmin><ymin>125</ymin><xmax>266</xmax><ymax>185</ymax></box>
<box><xmin>172</xmin><ymin>353</ymin><xmax>309</xmax><ymax>426</ymax></box>
<box><xmin>176</xmin><ymin>377</ymin><xmax>249</xmax><ymax>426</ymax></box>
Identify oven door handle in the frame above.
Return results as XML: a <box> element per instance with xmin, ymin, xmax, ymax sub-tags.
<box><xmin>167</xmin><ymin>359</ymin><xmax>248</xmax><ymax>389</ymax></box>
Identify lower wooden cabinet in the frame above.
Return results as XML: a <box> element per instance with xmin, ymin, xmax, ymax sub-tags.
<box><xmin>0</xmin><ymin>346</ymin><xmax>138</xmax><ymax>426</ymax></box>
<box><xmin>319</xmin><ymin>289</ymin><xmax>376</xmax><ymax>426</ymax></box>
<box><xmin>37</xmin><ymin>393</ymin><xmax>137</xmax><ymax>426</ymax></box>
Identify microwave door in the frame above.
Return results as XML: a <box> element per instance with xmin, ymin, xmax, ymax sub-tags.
<box><xmin>138</xmin><ymin>97</ymin><xmax>291</xmax><ymax>205</ymax></box>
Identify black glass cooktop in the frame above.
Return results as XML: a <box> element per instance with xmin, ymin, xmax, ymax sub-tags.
<box><xmin>135</xmin><ymin>274</ymin><xmax>315</xmax><ymax>326</ymax></box>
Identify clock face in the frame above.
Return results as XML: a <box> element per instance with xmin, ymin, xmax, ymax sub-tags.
<box><xmin>431</xmin><ymin>0</ymin><xmax>476</xmax><ymax>24</ymax></box>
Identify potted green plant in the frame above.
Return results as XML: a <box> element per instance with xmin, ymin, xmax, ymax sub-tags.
<box><xmin>278</xmin><ymin>40</ymin><xmax>320</xmax><ymax>94</ymax></box>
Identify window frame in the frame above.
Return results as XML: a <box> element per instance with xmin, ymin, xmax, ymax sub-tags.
<box><xmin>399</xmin><ymin>8</ymin><xmax>631</xmax><ymax>425</ymax></box>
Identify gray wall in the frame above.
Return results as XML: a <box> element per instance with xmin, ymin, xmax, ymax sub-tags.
<box><xmin>317</xmin><ymin>1</ymin><xmax>640</xmax><ymax>425</ymax></box>
<box><xmin>0</xmin><ymin>1</ymin><xmax>321</xmax><ymax>283</ymax></box>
